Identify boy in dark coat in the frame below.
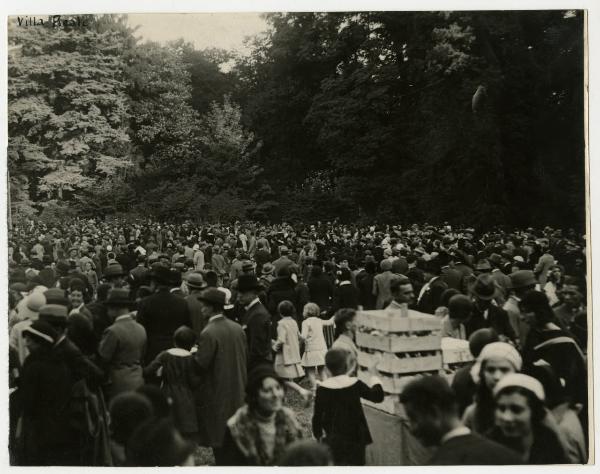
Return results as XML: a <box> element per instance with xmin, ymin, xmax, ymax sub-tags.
<box><xmin>400</xmin><ymin>375</ymin><xmax>521</xmax><ymax>465</ymax></box>
<box><xmin>312</xmin><ymin>348</ymin><xmax>384</xmax><ymax>465</ymax></box>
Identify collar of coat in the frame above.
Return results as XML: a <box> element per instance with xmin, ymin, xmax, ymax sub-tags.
<box><xmin>226</xmin><ymin>405</ymin><xmax>302</xmax><ymax>465</ymax></box>
<box><xmin>319</xmin><ymin>374</ymin><xmax>357</xmax><ymax>389</ymax></box>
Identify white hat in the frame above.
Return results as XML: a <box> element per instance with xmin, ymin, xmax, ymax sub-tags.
<box><xmin>470</xmin><ymin>342</ymin><xmax>523</xmax><ymax>384</ymax></box>
<box><xmin>513</xmin><ymin>255</ymin><xmax>524</xmax><ymax>263</ymax></box>
<box><xmin>493</xmin><ymin>373</ymin><xmax>545</xmax><ymax>401</ymax></box>
<box><xmin>218</xmin><ymin>287</ymin><xmax>234</xmax><ymax>310</ymax></box>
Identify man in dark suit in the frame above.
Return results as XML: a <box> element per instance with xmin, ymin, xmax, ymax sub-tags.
<box><xmin>136</xmin><ymin>266</ymin><xmax>191</xmax><ymax>364</ymax></box>
<box><xmin>417</xmin><ymin>260</ymin><xmax>448</xmax><ymax>314</ymax></box>
<box><xmin>440</xmin><ymin>260</ymin><xmax>463</xmax><ymax>291</ymax></box>
<box><xmin>401</xmin><ymin>375</ymin><xmax>521</xmax><ymax>465</ymax></box>
<box><xmin>465</xmin><ymin>274</ymin><xmax>516</xmax><ymax>342</ymax></box>
<box><xmin>185</xmin><ymin>272</ymin><xmax>208</xmax><ymax>337</ymax></box>
<box><xmin>406</xmin><ymin>254</ymin><xmax>425</xmax><ymax>296</ymax></box>
<box><xmin>237</xmin><ymin>274</ymin><xmax>273</xmax><ymax>370</ymax></box>
<box><xmin>194</xmin><ymin>288</ymin><xmax>247</xmax><ymax>464</ymax></box>
<box><xmin>253</xmin><ymin>242</ymin><xmax>272</xmax><ymax>276</ymax></box>
<box><xmin>332</xmin><ymin>268</ymin><xmax>359</xmax><ymax>312</ymax></box>
<box><xmin>451</xmin><ymin>251</ymin><xmax>474</xmax><ymax>294</ymax></box>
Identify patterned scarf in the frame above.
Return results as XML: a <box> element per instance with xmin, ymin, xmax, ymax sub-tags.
<box><xmin>227</xmin><ymin>405</ymin><xmax>303</xmax><ymax>465</ymax></box>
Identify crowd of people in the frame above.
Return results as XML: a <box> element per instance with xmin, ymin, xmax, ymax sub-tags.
<box><xmin>8</xmin><ymin>218</ymin><xmax>589</xmax><ymax>465</ymax></box>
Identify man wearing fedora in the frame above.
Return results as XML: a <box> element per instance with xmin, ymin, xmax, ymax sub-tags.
<box><xmin>273</xmin><ymin>245</ymin><xmax>294</xmax><ymax>276</ymax></box>
<box><xmin>503</xmin><ymin>270</ymin><xmax>538</xmax><ymax>347</ymax></box>
<box><xmin>185</xmin><ymin>272</ymin><xmax>209</xmax><ymax>337</ymax></box>
<box><xmin>39</xmin><ymin>300</ymin><xmax>105</xmax><ymax>387</ymax></box>
<box><xmin>253</xmin><ymin>241</ymin><xmax>272</xmax><ymax>276</ymax></box>
<box><xmin>137</xmin><ymin>265</ymin><xmax>191</xmax><ymax>365</ymax></box>
<box><xmin>98</xmin><ymin>288</ymin><xmax>147</xmax><ymax>400</ymax></box>
<box><xmin>237</xmin><ymin>274</ymin><xmax>273</xmax><ymax>370</ymax></box>
<box><xmin>465</xmin><ymin>274</ymin><xmax>516</xmax><ymax>342</ymax></box>
<box><xmin>259</xmin><ymin>262</ymin><xmax>276</xmax><ymax>292</ymax></box>
<box><xmin>193</xmin><ymin>287</ymin><xmax>247</xmax><ymax>463</ymax></box>
<box><xmin>102</xmin><ymin>263</ymin><xmax>128</xmax><ymax>289</ymax></box>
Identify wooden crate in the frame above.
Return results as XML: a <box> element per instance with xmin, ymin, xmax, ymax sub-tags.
<box><xmin>441</xmin><ymin>337</ymin><xmax>473</xmax><ymax>365</ymax></box>
<box><xmin>358</xmin><ymin>350</ymin><xmax>442</xmax><ymax>374</ymax></box>
<box><xmin>442</xmin><ymin>347</ymin><xmax>474</xmax><ymax>365</ymax></box>
<box><xmin>356</xmin><ymin>332</ymin><xmax>441</xmax><ymax>353</ymax></box>
<box><xmin>357</xmin><ymin>308</ymin><xmax>442</xmax><ymax>333</ymax></box>
<box><xmin>357</xmin><ymin>369</ymin><xmax>434</xmax><ymax>395</ymax></box>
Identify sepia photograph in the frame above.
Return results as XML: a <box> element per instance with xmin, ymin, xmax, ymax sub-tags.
<box><xmin>4</xmin><ymin>5</ymin><xmax>592</xmax><ymax>467</ymax></box>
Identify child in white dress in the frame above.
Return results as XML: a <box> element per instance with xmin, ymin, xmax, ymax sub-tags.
<box><xmin>301</xmin><ymin>302</ymin><xmax>335</xmax><ymax>391</ymax></box>
<box><xmin>274</xmin><ymin>300</ymin><xmax>312</xmax><ymax>403</ymax></box>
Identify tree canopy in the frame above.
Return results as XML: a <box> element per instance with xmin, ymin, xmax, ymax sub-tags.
<box><xmin>7</xmin><ymin>11</ymin><xmax>585</xmax><ymax>227</ymax></box>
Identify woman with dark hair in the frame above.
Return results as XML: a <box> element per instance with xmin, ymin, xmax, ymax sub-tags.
<box><xmin>462</xmin><ymin>342</ymin><xmax>522</xmax><ymax>434</ymax></box>
<box><xmin>220</xmin><ymin>365</ymin><xmax>303</xmax><ymax>466</ymax></box>
<box><xmin>486</xmin><ymin>373</ymin><xmax>570</xmax><ymax>464</ymax></box>
<box><xmin>519</xmin><ymin>290</ymin><xmax>586</xmax><ymax>411</ymax></box>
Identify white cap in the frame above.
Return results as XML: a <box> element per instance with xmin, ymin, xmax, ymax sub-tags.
<box><xmin>493</xmin><ymin>373</ymin><xmax>545</xmax><ymax>402</ymax></box>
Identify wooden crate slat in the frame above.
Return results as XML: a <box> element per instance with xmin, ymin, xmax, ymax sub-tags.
<box><xmin>357</xmin><ymin>370</ymin><xmax>429</xmax><ymax>395</ymax></box>
<box><xmin>356</xmin><ymin>332</ymin><xmax>441</xmax><ymax>352</ymax></box>
<box><xmin>442</xmin><ymin>348</ymin><xmax>474</xmax><ymax>365</ymax></box>
<box><xmin>358</xmin><ymin>350</ymin><xmax>442</xmax><ymax>374</ymax></box>
<box><xmin>357</xmin><ymin>310</ymin><xmax>442</xmax><ymax>333</ymax></box>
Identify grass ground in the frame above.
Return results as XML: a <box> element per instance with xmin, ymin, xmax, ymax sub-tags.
<box><xmin>193</xmin><ymin>377</ymin><xmax>314</xmax><ymax>466</ymax></box>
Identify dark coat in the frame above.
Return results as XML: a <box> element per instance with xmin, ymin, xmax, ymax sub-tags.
<box><xmin>332</xmin><ymin>283</ymin><xmax>359</xmax><ymax>313</ymax></box>
<box><xmin>67</xmin><ymin>312</ymin><xmax>98</xmax><ymax>356</ymax></box>
<box><xmin>428</xmin><ymin>433</ymin><xmax>522</xmax><ymax>465</ymax></box>
<box><xmin>522</xmin><ymin>328</ymin><xmax>587</xmax><ymax>405</ymax></box>
<box><xmin>312</xmin><ymin>379</ymin><xmax>383</xmax><ymax>465</ymax></box>
<box><xmin>356</xmin><ymin>271</ymin><xmax>376</xmax><ymax>310</ymax></box>
<box><xmin>244</xmin><ymin>301</ymin><xmax>273</xmax><ymax>370</ymax></box>
<box><xmin>254</xmin><ymin>249</ymin><xmax>272</xmax><ymax>274</ymax></box>
<box><xmin>137</xmin><ymin>289</ymin><xmax>191</xmax><ymax>364</ymax></box>
<box><xmin>86</xmin><ymin>301</ymin><xmax>111</xmax><ymax>342</ymax></box>
<box><xmin>144</xmin><ymin>350</ymin><xmax>199</xmax><ymax>435</ymax></box>
<box><xmin>38</xmin><ymin>267</ymin><xmax>57</xmax><ymax>288</ymax></box>
<box><xmin>266</xmin><ymin>277</ymin><xmax>299</xmax><ymax>318</ymax></box>
<box><xmin>307</xmin><ymin>274</ymin><xmax>335</xmax><ymax>314</ymax></box>
<box><xmin>453</xmin><ymin>263</ymin><xmax>474</xmax><ymax>293</ymax></box>
<box><xmin>186</xmin><ymin>292</ymin><xmax>208</xmax><ymax>338</ymax></box>
<box><xmin>194</xmin><ymin>316</ymin><xmax>247</xmax><ymax>447</ymax></box>
<box><xmin>406</xmin><ymin>267</ymin><xmax>425</xmax><ymax>295</ymax></box>
<box><xmin>441</xmin><ymin>267</ymin><xmax>463</xmax><ymax>291</ymax></box>
<box><xmin>17</xmin><ymin>347</ymin><xmax>78</xmax><ymax>466</ymax></box>
<box><xmin>54</xmin><ymin>336</ymin><xmax>105</xmax><ymax>388</ymax></box>
<box><xmin>464</xmin><ymin>305</ymin><xmax>516</xmax><ymax>341</ymax></box>
<box><xmin>451</xmin><ymin>362</ymin><xmax>477</xmax><ymax>416</ymax></box>
<box><xmin>487</xmin><ymin>424</ymin><xmax>569</xmax><ymax>464</ymax></box>
<box><xmin>417</xmin><ymin>277</ymin><xmax>448</xmax><ymax>314</ymax></box>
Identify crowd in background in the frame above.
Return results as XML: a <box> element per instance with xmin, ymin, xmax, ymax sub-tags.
<box><xmin>8</xmin><ymin>218</ymin><xmax>589</xmax><ymax>465</ymax></box>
